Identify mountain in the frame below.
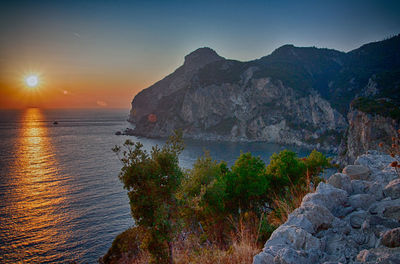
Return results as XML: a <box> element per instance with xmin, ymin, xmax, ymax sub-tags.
<box><xmin>128</xmin><ymin>35</ymin><xmax>400</xmax><ymax>153</ymax></box>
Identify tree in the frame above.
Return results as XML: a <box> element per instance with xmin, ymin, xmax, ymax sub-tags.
<box><xmin>179</xmin><ymin>151</ymin><xmax>228</xmax><ymax>243</ymax></box>
<box><xmin>303</xmin><ymin>149</ymin><xmax>331</xmax><ymax>183</ymax></box>
<box><xmin>113</xmin><ymin>131</ymin><xmax>184</xmax><ymax>264</ymax></box>
<box><xmin>224</xmin><ymin>152</ymin><xmax>269</xmax><ymax>214</ymax></box>
<box><xmin>266</xmin><ymin>150</ymin><xmax>306</xmax><ymax>195</ymax></box>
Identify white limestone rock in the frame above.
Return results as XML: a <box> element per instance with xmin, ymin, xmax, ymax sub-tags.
<box><xmin>327</xmin><ymin>173</ymin><xmax>352</xmax><ymax>194</ymax></box>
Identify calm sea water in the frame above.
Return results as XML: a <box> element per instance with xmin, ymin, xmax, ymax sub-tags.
<box><xmin>0</xmin><ymin>108</ymin><xmax>311</xmax><ymax>263</ymax></box>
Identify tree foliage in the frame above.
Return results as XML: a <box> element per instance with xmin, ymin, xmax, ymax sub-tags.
<box><xmin>266</xmin><ymin>150</ymin><xmax>306</xmax><ymax>194</ymax></box>
<box><xmin>113</xmin><ymin>131</ymin><xmax>184</xmax><ymax>264</ymax></box>
<box><xmin>224</xmin><ymin>152</ymin><xmax>270</xmax><ymax>214</ymax></box>
<box><xmin>178</xmin><ymin>151</ymin><xmax>228</xmax><ymax>243</ymax></box>
<box><xmin>112</xmin><ymin>133</ymin><xmax>332</xmax><ymax>263</ymax></box>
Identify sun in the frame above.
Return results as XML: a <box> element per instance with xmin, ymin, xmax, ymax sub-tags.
<box><xmin>25</xmin><ymin>74</ymin><xmax>39</xmax><ymax>88</ymax></box>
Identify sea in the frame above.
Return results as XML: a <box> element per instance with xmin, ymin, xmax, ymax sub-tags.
<box><xmin>0</xmin><ymin>108</ymin><xmax>312</xmax><ymax>263</ymax></box>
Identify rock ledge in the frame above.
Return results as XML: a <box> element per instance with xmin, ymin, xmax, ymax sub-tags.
<box><xmin>254</xmin><ymin>151</ymin><xmax>399</xmax><ymax>264</ymax></box>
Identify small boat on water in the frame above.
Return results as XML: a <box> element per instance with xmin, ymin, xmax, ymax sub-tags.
<box><xmin>53</xmin><ymin>121</ymin><xmax>58</xmax><ymax>125</ymax></box>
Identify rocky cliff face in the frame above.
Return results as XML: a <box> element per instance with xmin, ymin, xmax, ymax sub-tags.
<box><xmin>129</xmin><ymin>47</ymin><xmax>225</xmax><ymax>124</ymax></box>
<box><xmin>131</xmin><ymin>64</ymin><xmax>346</xmax><ymax>150</ymax></box>
<box><xmin>339</xmin><ymin>108</ymin><xmax>399</xmax><ymax>165</ymax></box>
<box><xmin>128</xmin><ymin>35</ymin><xmax>400</xmax><ymax>152</ymax></box>
<box><xmin>254</xmin><ymin>151</ymin><xmax>400</xmax><ymax>264</ymax></box>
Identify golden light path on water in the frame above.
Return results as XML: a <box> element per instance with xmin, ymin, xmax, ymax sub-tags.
<box><xmin>2</xmin><ymin>108</ymin><xmax>76</xmax><ymax>263</ymax></box>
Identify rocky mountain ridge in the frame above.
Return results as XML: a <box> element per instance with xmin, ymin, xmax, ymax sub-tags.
<box><xmin>128</xmin><ymin>35</ymin><xmax>400</xmax><ymax>154</ymax></box>
<box><xmin>254</xmin><ymin>151</ymin><xmax>400</xmax><ymax>264</ymax></box>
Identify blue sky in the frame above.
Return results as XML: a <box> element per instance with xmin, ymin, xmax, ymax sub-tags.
<box><xmin>1</xmin><ymin>0</ymin><xmax>399</xmax><ymax>108</ymax></box>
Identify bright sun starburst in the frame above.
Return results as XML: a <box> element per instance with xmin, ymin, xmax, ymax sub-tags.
<box><xmin>25</xmin><ymin>74</ymin><xmax>39</xmax><ymax>88</ymax></box>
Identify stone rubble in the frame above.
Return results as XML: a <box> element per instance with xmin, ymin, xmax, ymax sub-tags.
<box><xmin>254</xmin><ymin>151</ymin><xmax>400</xmax><ymax>264</ymax></box>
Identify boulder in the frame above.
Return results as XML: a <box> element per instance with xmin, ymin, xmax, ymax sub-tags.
<box><xmin>327</xmin><ymin>173</ymin><xmax>352</xmax><ymax>194</ymax></box>
<box><xmin>321</xmin><ymin>232</ymin><xmax>359</xmax><ymax>260</ymax></box>
<box><xmin>264</xmin><ymin>225</ymin><xmax>321</xmax><ymax>251</ymax></box>
<box><xmin>383</xmin><ymin>178</ymin><xmax>400</xmax><ymax>199</ymax></box>
<box><xmin>351</xmin><ymin>180</ymin><xmax>384</xmax><ymax>200</ymax></box>
<box><xmin>302</xmin><ymin>183</ymin><xmax>348</xmax><ymax>213</ymax></box>
<box><xmin>343</xmin><ymin>165</ymin><xmax>370</xmax><ymax>180</ymax></box>
<box><xmin>381</xmin><ymin>227</ymin><xmax>400</xmax><ymax>248</ymax></box>
<box><xmin>355</xmin><ymin>151</ymin><xmax>395</xmax><ymax>174</ymax></box>
<box><xmin>369</xmin><ymin>198</ymin><xmax>400</xmax><ymax>215</ymax></box>
<box><xmin>347</xmin><ymin>210</ymin><xmax>368</xmax><ymax>229</ymax></box>
<box><xmin>368</xmin><ymin>182</ymin><xmax>384</xmax><ymax>201</ymax></box>
<box><xmin>285</xmin><ymin>214</ymin><xmax>314</xmax><ymax>234</ymax></box>
<box><xmin>286</xmin><ymin>203</ymin><xmax>334</xmax><ymax>234</ymax></box>
<box><xmin>349</xmin><ymin>194</ymin><xmax>376</xmax><ymax>210</ymax></box>
<box><xmin>351</xmin><ymin>180</ymin><xmax>370</xmax><ymax>194</ymax></box>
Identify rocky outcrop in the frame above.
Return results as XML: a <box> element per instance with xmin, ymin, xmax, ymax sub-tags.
<box><xmin>128</xmin><ymin>35</ymin><xmax>400</xmax><ymax>152</ymax></box>
<box><xmin>338</xmin><ymin>108</ymin><xmax>399</xmax><ymax>165</ymax></box>
<box><xmin>131</xmin><ymin>74</ymin><xmax>346</xmax><ymax>150</ymax></box>
<box><xmin>254</xmin><ymin>151</ymin><xmax>400</xmax><ymax>264</ymax></box>
<box><xmin>128</xmin><ymin>48</ymin><xmax>349</xmax><ymax>150</ymax></box>
<box><xmin>129</xmin><ymin>47</ymin><xmax>225</xmax><ymax>125</ymax></box>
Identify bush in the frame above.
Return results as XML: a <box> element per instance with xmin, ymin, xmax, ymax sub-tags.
<box><xmin>267</xmin><ymin>150</ymin><xmax>331</xmax><ymax>227</ymax></box>
<box><xmin>351</xmin><ymin>97</ymin><xmax>400</xmax><ymax>120</ymax></box>
<box><xmin>266</xmin><ymin>150</ymin><xmax>306</xmax><ymax>195</ymax></box>
<box><xmin>224</xmin><ymin>152</ymin><xmax>269</xmax><ymax>214</ymax></box>
<box><xmin>111</xmin><ymin>135</ymin><xmax>332</xmax><ymax>263</ymax></box>
<box><xmin>113</xmin><ymin>131</ymin><xmax>184</xmax><ymax>264</ymax></box>
<box><xmin>179</xmin><ymin>151</ymin><xmax>228</xmax><ymax>243</ymax></box>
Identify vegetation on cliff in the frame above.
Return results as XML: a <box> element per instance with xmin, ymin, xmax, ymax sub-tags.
<box><xmin>351</xmin><ymin>97</ymin><xmax>400</xmax><ymax>121</ymax></box>
<box><xmin>103</xmin><ymin>132</ymin><xmax>331</xmax><ymax>264</ymax></box>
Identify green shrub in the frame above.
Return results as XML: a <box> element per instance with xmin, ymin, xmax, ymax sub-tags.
<box><xmin>224</xmin><ymin>152</ymin><xmax>269</xmax><ymax>214</ymax></box>
<box><xmin>304</xmin><ymin>149</ymin><xmax>331</xmax><ymax>179</ymax></box>
<box><xmin>179</xmin><ymin>151</ymin><xmax>228</xmax><ymax>243</ymax></box>
<box><xmin>266</xmin><ymin>150</ymin><xmax>306</xmax><ymax>194</ymax></box>
<box><xmin>113</xmin><ymin>131</ymin><xmax>184</xmax><ymax>264</ymax></box>
<box><xmin>267</xmin><ymin>150</ymin><xmax>331</xmax><ymax>226</ymax></box>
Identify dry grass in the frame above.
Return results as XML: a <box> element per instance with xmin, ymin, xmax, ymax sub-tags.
<box><xmin>267</xmin><ymin>170</ymin><xmax>317</xmax><ymax>227</ymax></box>
<box><xmin>123</xmin><ymin>235</ymin><xmax>260</xmax><ymax>264</ymax></box>
<box><xmin>173</xmin><ymin>214</ymin><xmax>261</xmax><ymax>264</ymax></box>
<box><xmin>121</xmin><ymin>214</ymin><xmax>262</xmax><ymax>264</ymax></box>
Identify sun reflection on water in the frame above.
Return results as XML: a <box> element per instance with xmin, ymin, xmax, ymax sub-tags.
<box><xmin>1</xmin><ymin>108</ymin><xmax>75</xmax><ymax>263</ymax></box>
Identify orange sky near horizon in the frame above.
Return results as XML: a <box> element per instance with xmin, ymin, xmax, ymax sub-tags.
<box><xmin>0</xmin><ymin>77</ymin><xmax>140</xmax><ymax>109</ymax></box>
<box><xmin>0</xmin><ymin>61</ymin><xmax>175</xmax><ymax>109</ymax></box>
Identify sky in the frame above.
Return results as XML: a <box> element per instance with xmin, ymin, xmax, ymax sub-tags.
<box><xmin>0</xmin><ymin>0</ymin><xmax>399</xmax><ymax>109</ymax></box>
